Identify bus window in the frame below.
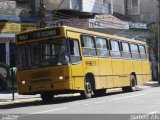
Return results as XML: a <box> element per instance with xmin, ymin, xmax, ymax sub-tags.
<box><xmin>81</xmin><ymin>35</ymin><xmax>96</xmax><ymax>56</ymax></box>
<box><xmin>121</xmin><ymin>42</ymin><xmax>131</xmax><ymax>59</ymax></box>
<box><xmin>96</xmin><ymin>38</ymin><xmax>109</xmax><ymax>57</ymax></box>
<box><xmin>139</xmin><ymin>45</ymin><xmax>147</xmax><ymax>59</ymax></box>
<box><xmin>110</xmin><ymin>40</ymin><xmax>121</xmax><ymax>58</ymax></box>
<box><xmin>130</xmin><ymin>44</ymin><xmax>140</xmax><ymax>59</ymax></box>
<box><xmin>17</xmin><ymin>39</ymin><xmax>69</xmax><ymax>70</ymax></box>
<box><xmin>69</xmin><ymin>39</ymin><xmax>81</xmax><ymax>63</ymax></box>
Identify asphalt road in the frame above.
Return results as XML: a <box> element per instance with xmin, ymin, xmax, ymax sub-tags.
<box><xmin>0</xmin><ymin>86</ymin><xmax>160</xmax><ymax>120</ymax></box>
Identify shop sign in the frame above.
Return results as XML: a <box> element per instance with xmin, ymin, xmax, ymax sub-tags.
<box><xmin>129</xmin><ymin>22</ymin><xmax>147</xmax><ymax>29</ymax></box>
<box><xmin>61</xmin><ymin>18</ymin><xmax>89</xmax><ymax>29</ymax></box>
<box><xmin>89</xmin><ymin>14</ymin><xmax>129</xmax><ymax>29</ymax></box>
<box><xmin>0</xmin><ymin>22</ymin><xmax>36</xmax><ymax>33</ymax></box>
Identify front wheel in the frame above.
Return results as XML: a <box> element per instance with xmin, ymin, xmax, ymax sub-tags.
<box><xmin>80</xmin><ymin>77</ymin><xmax>93</xmax><ymax>99</ymax></box>
<box><xmin>122</xmin><ymin>75</ymin><xmax>137</xmax><ymax>92</ymax></box>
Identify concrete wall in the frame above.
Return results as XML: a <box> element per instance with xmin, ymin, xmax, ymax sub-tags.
<box><xmin>140</xmin><ymin>0</ymin><xmax>159</xmax><ymax>23</ymax></box>
<box><xmin>0</xmin><ymin>0</ymin><xmax>34</xmax><ymax>17</ymax></box>
<box><xmin>113</xmin><ymin>0</ymin><xmax>125</xmax><ymax>15</ymax></box>
<box><xmin>43</xmin><ymin>0</ymin><xmax>112</xmax><ymax>14</ymax></box>
<box><xmin>112</xmin><ymin>0</ymin><xmax>158</xmax><ymax>23</ymax></box>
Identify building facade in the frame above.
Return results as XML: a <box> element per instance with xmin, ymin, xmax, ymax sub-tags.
<box><xmin>0</xmin><ymin>0</ymin><xmax>38</xmax><ymax>66</ymax></box>
<box><xmin>36</xmin><ymin>0</ymin><xmax>113</xmax><ymax>26</ymax></box>
<box><xmin>113</xmin><ymin>0</ymin><xmax>159</xmax><ymax>24</ymax></box>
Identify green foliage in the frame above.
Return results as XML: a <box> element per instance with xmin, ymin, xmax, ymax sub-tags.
<box><xmin>146</xmin><ymin>23</ymin><xmax>158</xmax><ymax>59</ymax></box>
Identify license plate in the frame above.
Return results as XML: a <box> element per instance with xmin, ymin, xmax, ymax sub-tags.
<box><xmin>37</xmin><ymin>87</ymin><xmax>45</xmax><ymax>91</ymax></box>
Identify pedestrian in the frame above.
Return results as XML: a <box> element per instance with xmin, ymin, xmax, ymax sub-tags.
<box><xmin>0</xmin><ymin>73</ymin><xmax>10</xmax><ymax>93</ymax></box>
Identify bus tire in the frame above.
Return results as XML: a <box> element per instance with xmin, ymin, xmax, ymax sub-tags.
<box><xmin>122</xmin><ymin>74</ymin><xmax>137</xmax><ymax>92</ymax></box>
<box><xmin>80</xmin><ymin>77</ymin><xmax>93</xmax><ymax>99</ymax></box>
<box><xmin>94</xmin><ymin>89</ymin><xmax>106</xmax><ymax>96</ymax></box>
<box><xmin>41</xmin><ymin>92</ymin><xmax>54</xmax><ymax>103</ymax></box>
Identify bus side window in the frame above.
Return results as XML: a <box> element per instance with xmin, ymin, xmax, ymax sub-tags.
<box><xmin>110</xmin><ymin>40</ymin><xmax>121</xmax><ymax>58</ymax></box>
<box><xmin>81</xmin><ymin>35</ymin><xmax>96</xmax><ymax>56</ymax></box>
<box><xmin>139</xmin><ymin>45</ymin><xmax>147</xmax><ymax>60</ymax></box>
<box><xmin>96</xmin><ymin>37</ymin><xmax>109</xmax><ymax>57</ymax></box>
<box><xmin>69</xmin><ymin>39</ymin><xmax>81</xmax><ymax>63</ymax></box>
<box><xmin>121</xmin><ymin>42</ymin><xmax>132</xmax><ymax>59</ymax></box>
<box><xmin>130</xmin><ymin>44</ymin><xmax>140</xmax><ymax>59</ymax></box>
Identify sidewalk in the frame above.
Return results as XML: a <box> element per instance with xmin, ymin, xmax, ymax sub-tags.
<box><xmin>0</xmin><ymin>81</ymin><xmax>159</xmax><ymax>105</ymax></box>
<box><xmin>0</xmin><ymin>93</ymin><xmax>41</xmax><ymax>105</ymax></box>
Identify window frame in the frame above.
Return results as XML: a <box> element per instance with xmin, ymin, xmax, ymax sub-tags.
<box><xmin>68</xmin><ymin>38</ymin><xmax>82</xmax><ymax>64</ymax></box>
<box><xmin>95</xmin><ymin>37</ymin><xmax>110</xmax><ymax>57</ymax></box>
<box><xmin>110</xmin><ymin>39</ymin><xmax>121</xmax><ymax>58</ymax></box>
<box><xmin>121</xmin><ymin>41</ymin><xmax>132</xmax><ymax>59</ymax></box>
<box><xmin>139</xmin><ymin>45</ymin><xmax>147</xmax><ymax>60</ymax></box>
<box><xmin>80</xmin><ymin>34</ymin><xmax>97</xmax><ymax>57</ymax></box>
<box><xmin>130</xmin><ymin>43</ymin><xmax>140</xmax><ymax>60</ymax></box>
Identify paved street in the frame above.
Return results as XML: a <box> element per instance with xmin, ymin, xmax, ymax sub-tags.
<box><xmin>0</xmin><ymin>85</ymin><xmax>160</xmax><ymax>116</ymax></box>
<box><xmin>0</xmin><ymin>84</ymin><xmax>160</xmax><ymax>120</ymax></box>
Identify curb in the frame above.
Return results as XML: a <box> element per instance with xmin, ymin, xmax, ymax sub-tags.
<box><xmin>144</xmin><ymin>81</ymin><xmax>160</xmax><ymax>87</ymax></box>
<box><xmin>0</xmin><ymin>97</ymin><xmax>41</xmax><ymax>105</ymax></box>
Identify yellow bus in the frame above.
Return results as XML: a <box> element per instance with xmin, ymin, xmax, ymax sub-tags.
<box><xmin>16</xmin><ymin>26</ymin><xmax>151</xmax><ymax>102</ymax></box>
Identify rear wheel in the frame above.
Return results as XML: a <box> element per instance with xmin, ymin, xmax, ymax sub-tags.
<box><xmin>122</xmin><ymin>75</ymin><xmax>137</xmax><ymax>92</ymax></box>
<box><xmin>80</xmin><ymin>77</ymin><xmax>93</xmax><ymax>99</ymax></box>
<box><xmin>41</xmin><ymin>92</ymin><xmax>54</xmax><ymax>103</ymax></box>
<box><xmin>94</xmin><ymin>89</ymin><xmax>106</xmax><ymax>96</ymax></box>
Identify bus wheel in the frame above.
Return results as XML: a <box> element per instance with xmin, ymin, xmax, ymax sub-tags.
<box><xmin>81</xmin><ymin>77</ymin><xmax>92</xmax><ymax>99</ymax></box>
<box><xmin>122</xmin><ymin>75</ymin><xmax>137</xmax><ymax>92</ymax></box>
<box><xmin>41</xmin><ymin>92</ymin><xmax>54</xmax><ymax>103</ymax></box>
<box><xmin>94</xmin><ymin>89</ymin><xmax>106</xmax><ymax>96</ymax></box>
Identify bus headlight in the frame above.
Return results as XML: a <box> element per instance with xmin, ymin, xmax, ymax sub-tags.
<box><xmin>53</xmin><ymin>76</ymin><xmax>63</xmax><ymax>80</ymax></box>
<box><xmin>22</xmin><ymin>81</ymin><xmax>26</xmax><ymax>85</ymax></box>
<box><xmin>59</xmin><ymin>76</ymin><xmax>63</xmax><ymax>80</ymax></box>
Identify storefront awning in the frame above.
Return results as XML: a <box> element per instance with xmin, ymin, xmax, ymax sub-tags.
<box><xmin>0</xmin><ymin>33</ymin><xmax>15</xmax><ymax>37</ymax></box>
<box><xmin>0</xmin><ymin>33</ymin><xmax>15</xmax><ymax>43</ymax></box>
<box><xmin>0</xmin><ymin>14</ymin><xmax>39</xmax><ymax>22</ymax></box>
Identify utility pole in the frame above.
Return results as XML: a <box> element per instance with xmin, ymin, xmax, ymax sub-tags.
<box><xmin>39</xmin><ymin>0</ymin><xmax>46</xmax><ymax>28</ymax></box>
<box><xmin>158</xmin><ymin>0</ymin><xmax>160</xmax><ymax>84</ymax></box>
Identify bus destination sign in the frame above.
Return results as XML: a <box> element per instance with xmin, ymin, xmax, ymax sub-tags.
<box><xmin>17</xmin><ymin>28</ymin><xmax>60</xmax><ymax>42</ymax></box>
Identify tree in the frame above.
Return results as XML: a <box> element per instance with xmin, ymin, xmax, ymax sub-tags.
<box><xmin>146</xmin><ymin>23</ymin><xmax>158</xmax><ymax>61</ymax></box>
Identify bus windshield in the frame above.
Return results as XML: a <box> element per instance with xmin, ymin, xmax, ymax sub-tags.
<box><xmin>17</xmin><ymin>38</ymin><xmax>69</xmax><ymax>70</ymax></box>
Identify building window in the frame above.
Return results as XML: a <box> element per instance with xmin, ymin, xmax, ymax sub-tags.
<box><xmin>70</xmin><ymin>0</ymin><xmax>82</xmax><ymax>10</ymax></box>
<box><xmin>0</xmin><ymin>43</ymin><xmax>6</xmax><ymax>63</ymax></box>
<box><xmin>132</xmin><ymin>0</ymin><xmax>138</xmax><ymax>6</ymax></box>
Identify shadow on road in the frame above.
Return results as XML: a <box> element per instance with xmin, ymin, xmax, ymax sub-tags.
<box><xmin>0</xmin><ymin>90</ymin><xmax>141</xmax><ymax>109</ymax></box>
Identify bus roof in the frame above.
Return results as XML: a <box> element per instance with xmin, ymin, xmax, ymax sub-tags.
<box><xmin>16</xmin><ymin>26</ymin><xmax>146</xmax><ymax>45</ymax></box>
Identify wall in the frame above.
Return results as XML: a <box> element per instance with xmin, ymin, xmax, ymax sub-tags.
<box><xmin>112</xmin><ymin>0</ymin><xmax>125</xmax><ymax>15</ymax></box>
<box><xmin>0</xmin><ymin>0</ymin><xmax>34</xmax><ymax>17</ymax></box>
<box><xmin>112</xmin><ymin>0</ymin><xmax>158</xmax><ymax>23</ymax></box>
<box><xmin>44</xmin><ymin>0</ymin><xmax>112</xmax><ymax>14</ymax></box>
<box><xmin>140</xmin><ymin>0</ymin><xmax>159</xmax><ymax>23</ymax></box>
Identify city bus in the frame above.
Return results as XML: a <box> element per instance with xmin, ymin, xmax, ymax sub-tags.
<box><xmin>16</xmin><ymin>26</ymin><xmax>151</xmax><ymax>102</ymax></box>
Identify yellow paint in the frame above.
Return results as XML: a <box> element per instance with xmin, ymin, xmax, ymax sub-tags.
<box><xmin>0</xmin><ymin>22</ymin><xmax>36</xmax><ymax>33</ymax></box>
<box><xmin>16</xmin><ymin>26</ymin><xmax>151</xmax><ymax>95</ymax></box>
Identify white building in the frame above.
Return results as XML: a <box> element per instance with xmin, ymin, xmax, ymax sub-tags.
<box><xmin>112</xmin><ymin>0</ymin><xmax>159</xmax><ymax>24</ymax></box>
<box><xmin>35</xmin><ymin>0</ymin><xmax>113</xmax><ymax>26</ymax></box>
